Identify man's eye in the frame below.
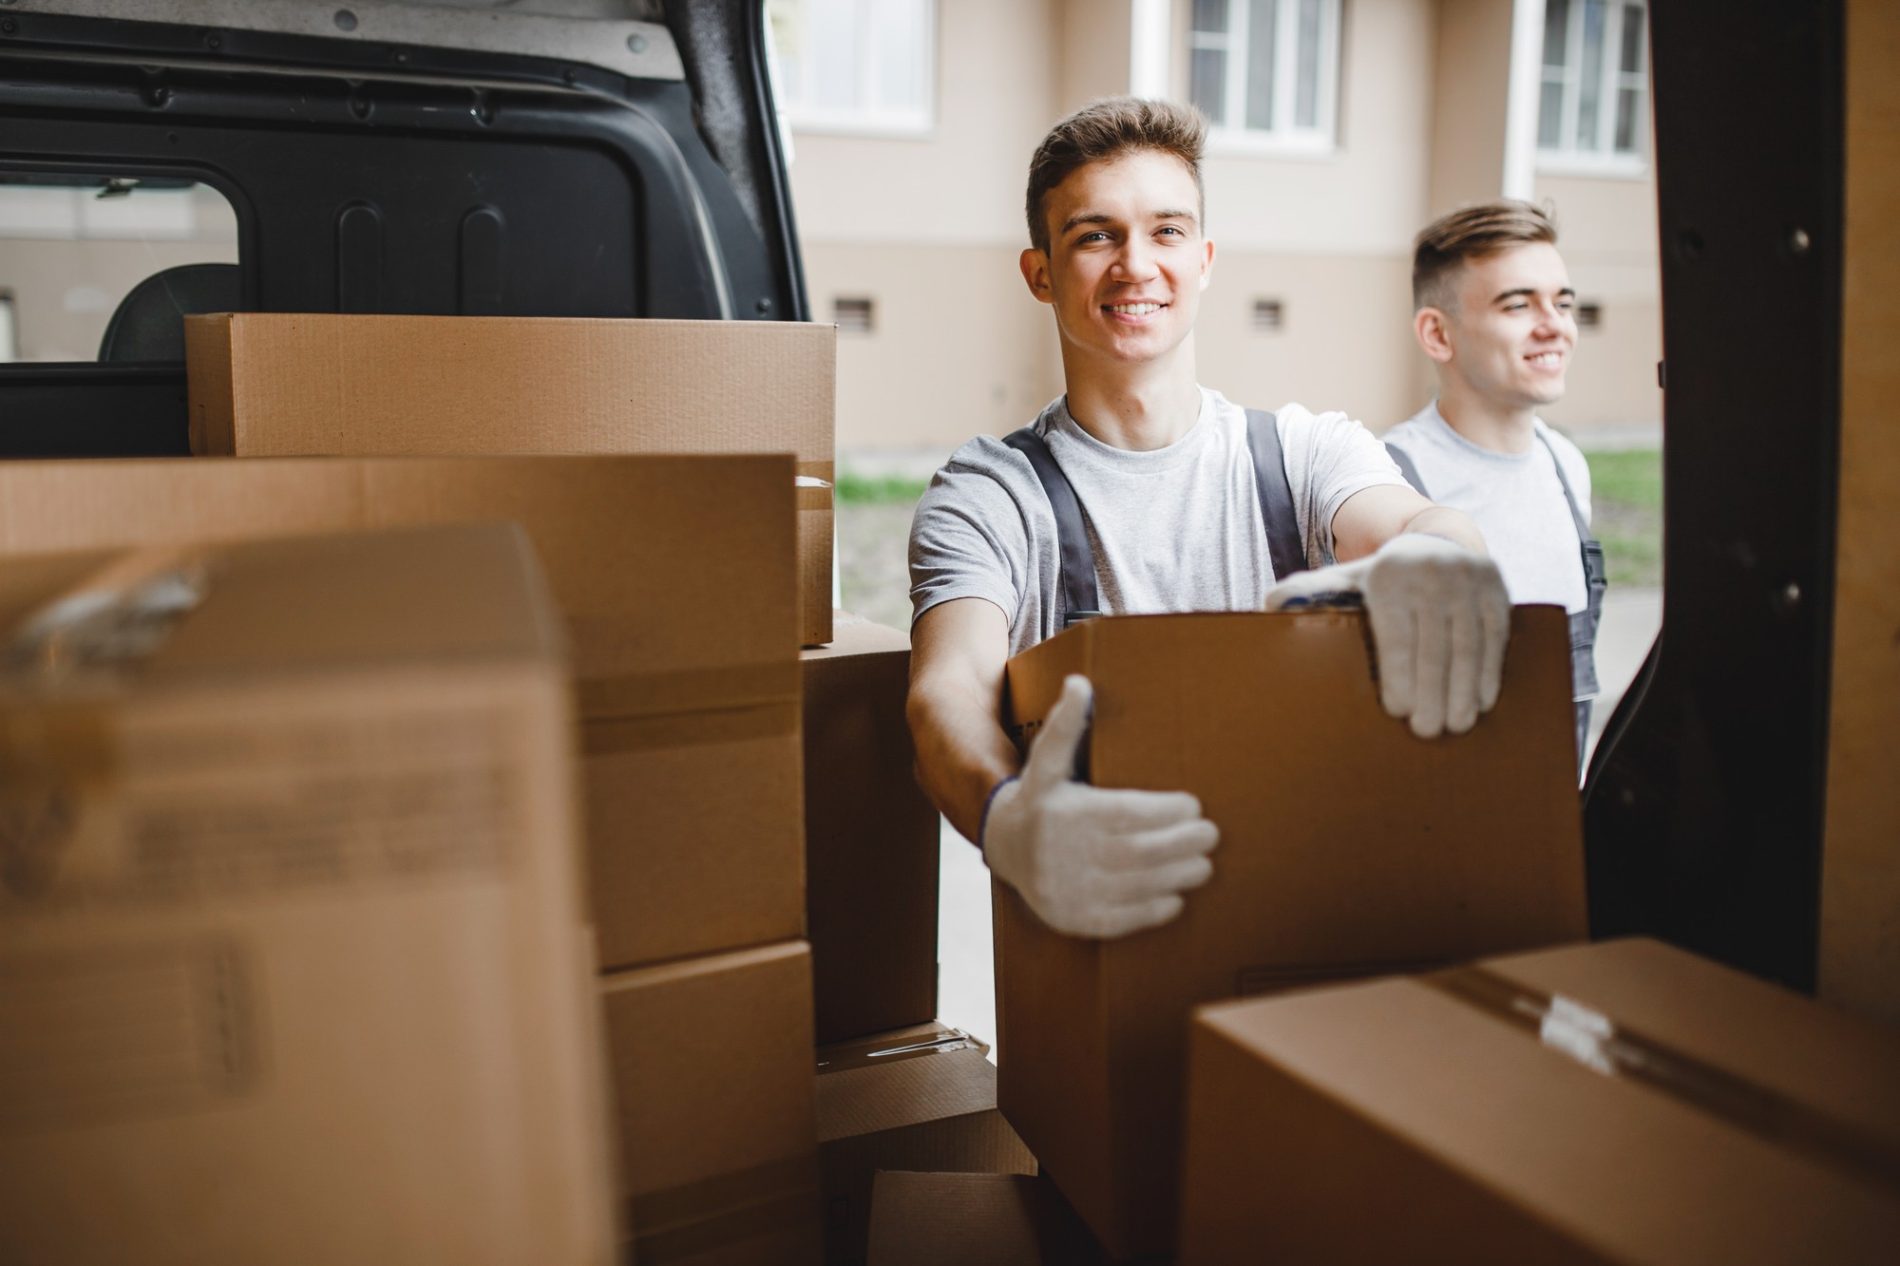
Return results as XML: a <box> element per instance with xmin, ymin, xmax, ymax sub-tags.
<box><xmin>1157</xmin><ymin>225</ymin><xmax>1184</xmax><ymax>237</ymax></box>
<box><xmin>1078</xmin><ymin>231</ymin><xmax>1109</xmax><ymax>244</ymax></box>
<box><xmin>1504</xmin><ymin>302</ymin><xmax>1528</xmax><ymax>312</ymax></box>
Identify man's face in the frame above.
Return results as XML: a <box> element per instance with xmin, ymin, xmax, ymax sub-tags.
<box><xmin>1020</xmin><ymin>150</ymin><xmax>1214</xmax><ymax>368</ymax></box>
<box><xmin>1433</xmin><ymin>242</ymin><xmax>1577</xmax><ymax>410</ymax></box>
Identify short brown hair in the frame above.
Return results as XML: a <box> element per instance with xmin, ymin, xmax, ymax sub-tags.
<box><xmin>1412</xmin><ymin>201</ymin><xmax>1558</xmax><ymax>310</ymax></box>
<box><xmin>1024</xmin><ymin>97</ymin><xmax>1207</xmax><ymax>255</ymax></box>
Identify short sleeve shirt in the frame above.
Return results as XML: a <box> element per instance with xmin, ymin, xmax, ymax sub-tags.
<box><xmin>908</xmin><ymin>387</ymin><xmax>1407</xmax><ymax>654</ymax></box>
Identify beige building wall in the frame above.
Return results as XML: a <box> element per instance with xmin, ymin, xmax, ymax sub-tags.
<box><xmin>1535</xmin><ymin>172</ymin><xmax>1663</xmax><ymax>433</ymax></box>
<box><xmin>792</xmin><ymin>0</ymin><xmax>1659</xmax><ymax>453</ymax></box>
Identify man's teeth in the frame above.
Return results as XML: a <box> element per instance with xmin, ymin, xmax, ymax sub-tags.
<box><xmin>1528</xmin><ymin>352</ymin><xmax>1562</xmax><ymax>366</ymax></box>
<box><xmin>1108</xmin><ymin>303</ymin><xmax>1162</xmax><ymax>315</ymax></box>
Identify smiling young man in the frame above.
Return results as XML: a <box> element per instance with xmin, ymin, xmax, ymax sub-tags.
<box><xmin>905</xmin><ymin>99</ymin><xmax>1514</xmax><ymax>941</ymax></box>
<box><xmin>1383</xmin><ymin>203</ymin><xmax>1606</xmax><ymax>758</ymax></box>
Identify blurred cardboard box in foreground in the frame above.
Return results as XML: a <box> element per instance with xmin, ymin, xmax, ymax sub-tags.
<box><xmin>816</xmin><ymin>1022</ymin><xmax>1035</xmax><ymax>1265</ymax></box>
<box><xmin>1180</xmin><ymin>937</ymin><xmax>1900</xmax><ymax>1264</ymax></box>
<box><xmin>602</xmin><ymin>941</ymin><xmax>822</xmax><ymax>1265</ymax></box>
<box><xmin>0</xmin><ymin>454</ymin><xmax>803</xmax><ymax>972</ymax></box>
<box><xmin>866</xmin><ymin>1172</ymin><xmax>1108</xmax><ymax>1266</ymax></box>
<box><xmin>997</xmin><ymin>607</ymin><xmax>1589</xmax><ymax>1259</ymax></box>
<box><xmin>185</xmin><ymin>312</ymin><xmax>837</xmax><ymax>645</ymax></box>
<box><xmin>0</xmin><ymin>523</ymin><xmax>615</xmax><ymax>1266</ymax></box>
<box><xmin>802</xmin><ymin>614</ymin><xmax>939</xmax><ymax>1045</ymax></box>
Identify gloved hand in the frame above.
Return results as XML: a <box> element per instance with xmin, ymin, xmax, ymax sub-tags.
<box><xmin>1264</xmin><ymin>532</ymin><xmax>1510</xmax><ymax>739</ymax></box>
<box><xmin>981</xmin><ymin>674</ymin><xmax>1219</xmax><ymax>939</ymax></box>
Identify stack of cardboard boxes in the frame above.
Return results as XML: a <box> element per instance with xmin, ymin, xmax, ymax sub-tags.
<box><xmin>0</xmin><ymin>313</ymin><xmax>997</xmax><ymax>1263</ymax></box>
<box><xmin>0</xmin><ymin>524</ymin><xmax>618</xmax><ymax>1265</ymax></box>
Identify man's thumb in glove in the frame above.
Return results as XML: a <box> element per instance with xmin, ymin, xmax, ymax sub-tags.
<box><xmin>1023</xmin><ymin>673</ymin><xmax>1093</xmax><ymax>794</ymax></box>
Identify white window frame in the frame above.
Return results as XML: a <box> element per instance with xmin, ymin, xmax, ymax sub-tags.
<box><xmin>1537</xmin><ymin>0</ymin><xmax>1649</xmax><ymax>178</ymax></box>
<box><xmin>765</xmin><ymin>0</ymin><xmax>936</xmax><ymax>140</ymax></box>
<box><xmin>1189</xmin><ymin>0</ymin><xmax>1342</xmax><ymax>157</ymax></box>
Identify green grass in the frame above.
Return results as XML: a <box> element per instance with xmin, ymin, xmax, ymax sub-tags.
<box><xmin>1585</xmin><ymin>448</ymin><xmax>1663</xmax><ymax>508</ymax></box>
<box><xmin>836</xmin><ymin>471</ymin><xmax>931</xmax><ymax>505</ymax></box>
<box><xmin>1584</xmin><ymin>447</ymin><xmax>1663</xmax><ymax>588</ymax></box>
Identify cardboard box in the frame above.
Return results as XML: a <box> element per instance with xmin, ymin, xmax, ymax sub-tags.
<box><xmin>1180</xmin><ymin>938</ymin><xmax>1900</xmax><ymax>1265</ymax></box>
<box><xmin>803</xmin><ymin>613</ymin><xmax>940</xmax><ymax>1044</ymax></box>
<box><xmin>997</xmin><ymin>608</ymin><xmax>1589</xmax><ymax>1259</ymax></box>
<box><xmin>0</xmin><ymin>523</ymin><xmax>616</xmax><ymax>1266</ymax></box>
<box><xmin>817</xmin><ymin>1023</ymin><xmax>1036</xmax><ymax>1265</ymax></box>
<box><xmin>184</xmin><ymin>312</ymin><xmax>837</xmax><ymax>645</ymax></box>
<box><xmin>866</xmin><ymin>1173</ymin><xmax>1108</xmax><ymax>1266</ymax></box>
<box><xmin>600</xmin><ymin>940</ymin><xmax>822</xmax><ymax>1265</ymax></box>
<box><xmin>0</xmin><ymin>455</ymin><xmax>804</xmax><ymax>971</ymax></box>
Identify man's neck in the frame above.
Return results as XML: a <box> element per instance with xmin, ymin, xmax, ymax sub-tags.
<box><xmin>1434</xmin><ymin>380</ymin><xmax>1537</xmax><ymax>454</ymax></box>
<box><xmin>1060</xmin><ymin>347</ymin><xmax>1202</xmax><ymax>451</ymax></box>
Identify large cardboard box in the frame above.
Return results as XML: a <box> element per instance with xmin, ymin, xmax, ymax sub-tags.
<box><xmin>866</xmin><ymin>1173</ymin><xmax>1108</xmax><ymax>1266</ymax></box>
<box><xmin>0</xmin><ymin>455</ymin><xmax>804</xmax><ymax>971</ymax></box>
<box><xmin>184</xmin><ymin>312</ymin><xmax>837</xmax><ymax>646</ymax></box>
<box><xmin>0</xmin><ymin>523</ymin><xmax>615</xmax><ymax>1266</ymax></box>
<box><xmin>997</xmin><ymin>608</ymin><xmax>1588</xmax><ymax>1259</ymax></box>
<box><xmin>1180</xmin><ymin>938</ymin><xmax>1900</xmax><ymax>1264</ymax></box>
<box><xmin>803</xmin><ymin>613</ymin><xmax>940</xmax><ymax>1044</ymax></box>
<box><xmin>600</xmin><ymin>941</ymin><xmax>822</xmax><ymax>1265</ymax></box>
<box><xmin>817</xmin><ymin>1023</ymin><xmax>1036</xmax><ymax>1265</ymax></box>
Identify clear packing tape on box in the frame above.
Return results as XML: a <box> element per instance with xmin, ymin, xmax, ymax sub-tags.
<box><xmin>1425</xmin><ymin>965</ymin><xmax>1900</xmax><ymax>1193</ymax></box>
<box><xmin>0</xmin><ymin>548</ymin><xmax>209</xmax><ymax>783</ymax></box>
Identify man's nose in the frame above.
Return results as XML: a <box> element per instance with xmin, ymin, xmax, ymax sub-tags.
<box><xmin>1111</xmin><ymin>238</ymin><xmax>1158</xmax><ymax>280</ymax></box>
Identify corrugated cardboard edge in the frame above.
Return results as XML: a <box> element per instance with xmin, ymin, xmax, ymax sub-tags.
<box><xmin>184</xmin><ymin>313</ymin><xmax>236</xmax><ymax>456</ymax></box>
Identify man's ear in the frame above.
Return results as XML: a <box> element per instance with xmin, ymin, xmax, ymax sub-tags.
<box><xmin>1020</xmin><ymin>247</ymin><xmax>1054</xmax><ymax>305</ymax></box>
<box><xmin>1198</xmin><ymin>236</ymin><xmax>1216</xmax><ymax>291</ymax></box>
<box><xmin>1415</xmin><ymin>306</ymin><xmax>1455</xmax><ymax>364</ymax></box>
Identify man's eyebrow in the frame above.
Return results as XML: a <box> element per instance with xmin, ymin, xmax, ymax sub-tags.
<box><xmin>1060</xmin><ymin>211</ymin><xmax>1115</xmax><ymax>237</ymax></box>
<box><xmin>1059</xmin><ymin>208</ymin><xmax>1200</xmax><ymax>237</ymax></box>
<box><xmin>1491</xmin><ymin>285</ymin><xmax>1577</xmax><ymax>303</ymax></box>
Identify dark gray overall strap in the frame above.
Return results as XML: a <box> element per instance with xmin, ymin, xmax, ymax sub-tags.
<box><xmin>1536</xmin><ymin>430</ymin><xmax>1607</xmax><ymax>753</ymax></box>
<box><xmin>1244</xmin><ymin>409</ymin><xmax>1308</xmax><ymax>581</ymax></box>
<box><xmin>1383</xmin><ymin>441</ymin><xmax>1430</xmax><ymax>497</ymax></box>
<box><xmin>1003</xmin><ymin>426</ymin><xmax>1101</xmax><ymax>625</ymax></box>
<box><xmin>1536</xmin><ymin>430</ymin><xmax>1596</xmax><ymax>547</ymax></box>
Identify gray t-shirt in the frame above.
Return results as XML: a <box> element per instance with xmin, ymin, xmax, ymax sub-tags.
<box><xmin>1382</xmin><ymin>401</ymin><xmax>1593</xmax><ymax>615</ymax></box>
<box><xmin>909</xmin><ymin>388</ymin><xmax>1407</xmax><ymax>654</ymax></box>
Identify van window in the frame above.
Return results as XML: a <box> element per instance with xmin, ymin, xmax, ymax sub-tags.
<box><xmin>0</xmin><ymin>176</ymin><xmax>237</xmax><ymax>362</ymax></box>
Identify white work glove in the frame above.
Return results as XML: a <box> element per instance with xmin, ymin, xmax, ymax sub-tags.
<box><xmin>1264</xmin><ymin>533</ymin><xmax>1510</xmax><ymax>739</ymax></box>
<box><xmin>981</xmin><ymin>674</ymin><xmax>1219</xmax><ymax>939</ymax></box>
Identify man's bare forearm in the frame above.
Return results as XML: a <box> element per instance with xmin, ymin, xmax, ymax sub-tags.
<box><xmin>1400</xmin><ymin>503</ymin><xmax>1489</xmax><ymax>555</ymax></box>
<box><xmin>908</xmin><ymin>673</ymin><xmax>1021</xmax><ymax>844</ymax></box>
<box><xmin>907</xmin><ymin>598</ymin><xmax>1020</xmax><ymax>845</ymax></box>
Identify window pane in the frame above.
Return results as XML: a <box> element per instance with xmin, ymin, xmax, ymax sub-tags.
<box><xmin>1295</xmin><ymin>0</ymin><xmax>1322</xmax><ymax>129</ymax></box>
<box><xmin>1193</xmin><ymin>0</ymin><xmax>1229</xmax><ymax>34</ymax></box>
<box><xmin>1539</xmin><ymin>80</ymin><xmax>1565</xmax><ymax>148</ymax></box>
<box><xmin>868</xmin><ymin>0</ymin><xmax>928</xmax><ymax>115</ymax></box>
<box><xmin>810</xmin><ymin>0</ymin><xmax>860</xmax><ymax>111</ymax></box>
<box><xmin>1614</xmin><ymin>86</ymin><xmax>1642</xmax><ymax>153</ymax></box>
<box><xmin>1620</xmin><ymin>4</ymin><xmax>1644</xmax><ymax>73</ymax></box>
<box><xmin>1576</xmin><ymin>0</ymin><xmax>1606</xmax><ymax>149</ymax></box>
<box><xmin>1191</xmin><ymin>48</ymin><xmax>1228</xmax><ymax>124</ymax></box>
<box><xmin>1543</xmin><ymin>0</ymin><xmax>1570</xmax><ymax>69</ymax></box>
<box><xmin>1245</xmin><ymin>0</ymin><xmax>1278</xmax><ymax>131</ymax></box>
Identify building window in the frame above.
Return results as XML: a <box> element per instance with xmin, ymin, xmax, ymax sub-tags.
<box><xmin>1538</xmin><ymin>0</ymin><xmax>1648</xmax><ymax>170</ymax></box>
<box><xmin>1188</xmin><ymin>0</ymin><xmax>1341</xmax><ymax>152</ymax></box>
<box><xmin>766</xmin><ymin>0</ymin><xmax>935</xmax><ymax>137</ymax></box>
